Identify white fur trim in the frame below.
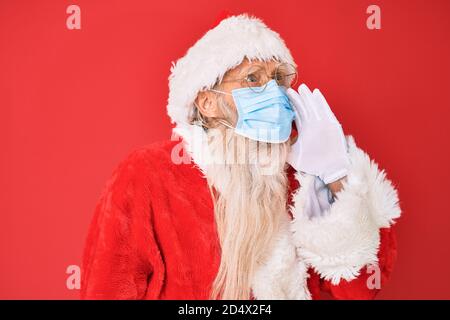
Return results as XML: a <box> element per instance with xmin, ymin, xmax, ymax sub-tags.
<box><xmin>167</xmin><ymin>14</ymin><xmax>295</xmax><ymax>144</ymax></box>
<box><xmin>252</xmin><ymin>217</ymin><xmax>311</xmax><ymax>300</ymax></box>
<box><xmin>173</xmin><ymin>125</ymin><xmax>210</xmax><ymax>175</ymax></box>
<box><xmin>290</xmin><ymin>135</ymin><xmax>401</xmax><ymax>285</ymax></box>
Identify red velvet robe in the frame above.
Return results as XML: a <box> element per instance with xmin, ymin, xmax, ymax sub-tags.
<box><xmin>80</xmin><ymin>140</ymin><xmax>397</xmax><ymax>300</ymax></box>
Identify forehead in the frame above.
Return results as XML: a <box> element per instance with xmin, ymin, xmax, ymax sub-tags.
<box><xmin>225</xmin><ymin>58</ymin><xmax>280</xmax><ymax>77</ymax></box>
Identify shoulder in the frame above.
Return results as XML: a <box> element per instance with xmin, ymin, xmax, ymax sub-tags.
<box><xmin>120</xmin><ymin>139</ymin><xmax>179</xmax><ymax>169</ymax></box>
<box><xmin>103</xmin><ymin>140</ymin><xmax>180</xmax><ymax>192</ymax></box>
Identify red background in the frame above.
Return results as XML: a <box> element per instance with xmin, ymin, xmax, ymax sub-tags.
<box><xmin>1</xmin><ymin>0</ymin><xmax>449</xmax><ymax>299</ymax></box>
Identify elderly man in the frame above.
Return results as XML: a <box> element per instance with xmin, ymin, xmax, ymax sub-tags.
<box><xmin>81</xmin><ymin>14</ymin><xmax>401</xmax><ymax>300</ymax></box>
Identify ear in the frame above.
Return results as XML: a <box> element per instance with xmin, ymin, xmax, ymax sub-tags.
<box><xmin>195</xmin><ymin>91</ymin><xmax>221</xmax><ymax>118</ymax></box>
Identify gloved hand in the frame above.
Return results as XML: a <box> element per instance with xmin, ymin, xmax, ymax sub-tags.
<box><xmin>286</xmin><ymin>84</ymin><xmax>350</xmax><ymax>184</ymax></box>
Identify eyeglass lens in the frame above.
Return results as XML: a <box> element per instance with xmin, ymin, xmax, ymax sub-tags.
<box><xmin>244</xmin><ymin>63</ymin><xmax>298</xmax><ymax>93</ymax></box>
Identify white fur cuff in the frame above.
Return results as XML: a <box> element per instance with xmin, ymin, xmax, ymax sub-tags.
<box><xmin>290</xmin><ymin>136</ymin><xmax>401</xmax><ymax>285</ymax></box>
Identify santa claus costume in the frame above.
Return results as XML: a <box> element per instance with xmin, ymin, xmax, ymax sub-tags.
<box><xmin>81</xmin><ymin>14</ymin><xmax>401</xmax><ymax>300</ymax></box>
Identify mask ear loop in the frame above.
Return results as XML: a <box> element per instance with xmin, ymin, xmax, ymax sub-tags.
<box><xmin>192</xmin><ymin>95</ymin><xmax>235</xmax><ymax>130</ymax></box>
<box><xmin>208</xmin><ymin>88</ymin><xmax>232</xmax><ymax>96</ymax></box>
<box><xmin>191</xmin><ymin>101</ymin><xmax>211</xmax><ymax>129</ymax></box>
<box><xmin>216</xmin><ymin>119</ymin><xmax>234</xmax><ymax>129</ymax></box>
<box><xmin>207</xmin><ymin>88</ymin><xmax>235</xmax><ymax>129</ymax></box>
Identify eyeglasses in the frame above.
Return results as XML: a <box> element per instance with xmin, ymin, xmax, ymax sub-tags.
<box><xmin>219</xmin><ymin>62</ymin><xmax>298</xmax><ymax>93</ymax></box>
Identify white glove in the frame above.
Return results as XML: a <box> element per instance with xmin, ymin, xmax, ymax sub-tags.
<box><xmin>286</xmin><ymin>84</ymin><xmax>350</xmax><ymax>184</ymax></box>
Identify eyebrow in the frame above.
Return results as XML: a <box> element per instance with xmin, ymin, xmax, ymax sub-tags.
<box><xmin>237</xmin><ymin>64</ymin><xmax>257</xmax><ymax>77</ymax></box>
<box><xmin>238</xmin><ymin>63</ymin><xmax>278</xmax><ymax>77</ymax></box>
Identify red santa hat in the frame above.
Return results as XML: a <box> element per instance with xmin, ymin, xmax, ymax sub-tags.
<box><xmin>167</xmin><ymin>14</ymin><xmax>296</xmax><ymax>133</ymax></box>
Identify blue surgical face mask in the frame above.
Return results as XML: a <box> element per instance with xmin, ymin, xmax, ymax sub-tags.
<box><xmin>210</xmin><ymin>80</ymin><xmax>295</xmax><ymax>143</ymax></box>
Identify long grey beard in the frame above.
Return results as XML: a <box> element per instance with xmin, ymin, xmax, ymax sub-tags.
<box><xmin>204</xmin><ymin>127</ymin><xmax>292</xmax><ymax>299</ymax></box>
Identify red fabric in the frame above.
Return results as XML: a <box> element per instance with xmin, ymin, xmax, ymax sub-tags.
<box><xmin>81</xmin><ymin>139</ymin><xmax>397</xmax><ymax>300</ymax></box>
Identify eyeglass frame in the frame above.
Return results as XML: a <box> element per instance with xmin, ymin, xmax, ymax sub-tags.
<box><xmin>216</xmin><ymin>62</ymin><xmax>298</xmax><ymax>93</ymax></box>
